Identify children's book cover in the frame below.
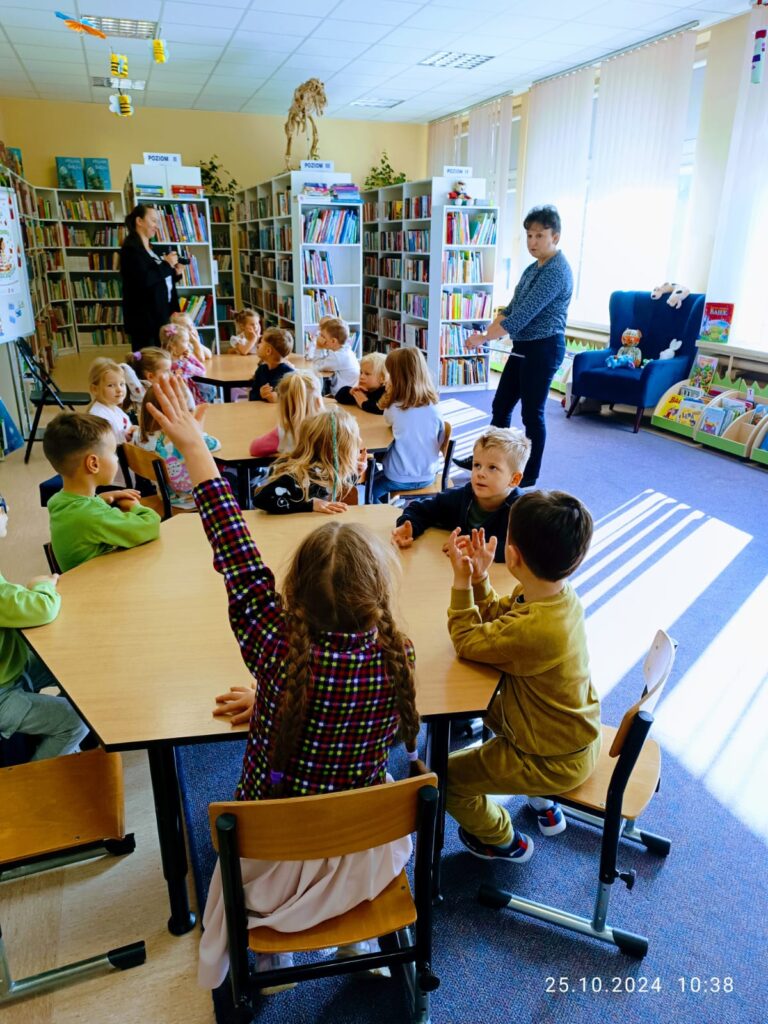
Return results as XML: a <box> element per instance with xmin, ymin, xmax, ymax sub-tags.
<box><xmin>699</xmin><ymin>302</ymin><xmax>734</xmax><ymax>345</ymax></box>
<box><xmin>84</xmin><ymin>158</ymin><xmax>111</xmax><ymax>191</ymax></box>
<box><xmin>689</xmin><ymin>353</ymin><xmax>719</xmax><ymax>391</ymax></box>
<box><xmin>699</xmin><ymin>406</ymin><xmax>727</xmax><ymax>436</ymax></box>
<box><xmin>678</xmin><ymin>399</ymin><xmax>705</xmax><ymax>429</ymax></box>
<box><xmin>658</xmin><ymin>393</ymin><xmax>683</xmax><ymax>420</ymax></box>
<box><xmin>56</xmin><ymin>157</ymin><xmax>85</xmax><ymax>189</ymax></box>
<box><xmin>679</xmin><ymin>384</ymin><xmax>705</xmax><ymax>400</ymax></box>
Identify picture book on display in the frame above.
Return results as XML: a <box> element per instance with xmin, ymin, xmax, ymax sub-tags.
<box><xmin>689</xmin><ymin>353</ymin><xmax>719</xmax><ymax>391</ymax></box>
<box><xmin>84</xmin><ymin>158</ymin><xmax>111</xmax><ymax>191</ymax></box>
<box><xmin>698</xmin><ymin>302</ymin><xmax>734</xmax><ymax>345</ymax></box>
<box><xmin>56</xmin><ymin>157</ymin><xmax>85</xmax><ymax>189</ymax></box>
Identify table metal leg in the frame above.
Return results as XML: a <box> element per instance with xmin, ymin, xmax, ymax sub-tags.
<box><xmin>424</xmin><ymin>718</ymin><xmax>450</xmax><ymax>903</ymax></box>
<box><xmin>147</xmin><ymin>744</ymin><xmax>196</xmax><ymax>936</ymax></box>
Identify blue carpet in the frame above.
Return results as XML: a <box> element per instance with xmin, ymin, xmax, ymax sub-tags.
<box><xmin>177</xmin><ymin>392</ymin><xmax>768</xmax><ymax>1024</ymax></box>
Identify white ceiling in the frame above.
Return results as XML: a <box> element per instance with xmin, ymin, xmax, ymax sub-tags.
<box><xmin>0</xmin><ymin>0</ymin><xmax>749</xmax><ymax>122</ymax></box>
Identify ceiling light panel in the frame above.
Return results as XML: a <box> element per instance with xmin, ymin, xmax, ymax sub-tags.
<box><xmin>81</xmin><ymin>16</ymin><xmax>158</xmax><ymax>39</ymax></box>
<box><xmin>419</xmin><ymin>51</ymin><xmax>494</xmax><ymax>69</ymax></box>
<box><xmin>350</xmin><ymin>98</ymin><xmax>404</xmax><ymax>108</ymax></box>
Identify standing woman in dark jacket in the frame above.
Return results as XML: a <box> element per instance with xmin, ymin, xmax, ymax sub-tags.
<box><xmin>120</xmin><ymin>204</ymin><xmax>182</xmax><ymax>352</ymax></box>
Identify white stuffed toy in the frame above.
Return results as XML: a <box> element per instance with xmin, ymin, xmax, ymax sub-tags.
<box><xmin>659</xmin><ymin>339</ymin><xmax>682</xmax><ymax>360</ymax></box>
<box><xmin>651</xmin><ymin>282</ymin><xmax>691</xmax><ymax>309</ymax></box>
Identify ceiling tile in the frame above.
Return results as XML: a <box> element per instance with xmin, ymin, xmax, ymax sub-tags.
<box><xmin>3</xmin><ymin>27</ymin><xmax>81</xmax><ymax>48</ymax></box>
<box><xmin>14</xmin><ymin>44</ymin><xmax>84</xmax><ymax>64</ymax></box>
<box><xmin>552</xmin><ymin>21</ymin><xmax>628</xmax><ymax>45</ymax></box>
<box><xmin>193</xmin><ymin>96</ymin><xmax>244</xmax><ymax>110</ymax></box>
<box><xmin>237</xmin><ymin>11</ymin><xmax>322</xmax><ymax>35</ymax></box>
<box><xmin>331</xmin><ymin>0</ymin><xmax>424</xmax><ymax>25</ymax></box>
<box><xmin>224</xmin><ymin>31</ymin><xmax>302</xmax><ymax>53</ymax></box>
<box><xmin>429</xmin><ymin>0</ymin><xmax>514</xmax><ymax>11</ymax></box>
<box><xmin>180</xmin><ymin>0</ymin><xmax>250</xmax><ymax>6</ymax></box>
<box><xmin>0</xmin><ymin>83</ymin><xmax>38</xmax><ymax>96</ymax></box>
<box><xmin>162</xmin><ymin>24</ymin><xmax>236</xmax><ymax>46</ymax></box>
<box><xmin>294</xmin><ymin>36</ymin><xmax>370</xmax><ymax>59</ymax></box>
<box><xmin>21</xmin><ymin>60</ymin><xmax>89</xmax><ymax>78</ymax></box>
<box><xmin>582</xmin><ymin>1</ymin><xmax>683</xmax><ymax>28</ymax></box>
<box><xmin>80</xmin><ymin>0</ymin><xmax>163</xmax><ymax>17</ymax></box>
<box><xmin>160</xmin><ymin>42</ymin><xmax>224</xmax><ymax>60</ymax></box>
<box><xmin>161</xmin><ymin>3</ymin><xmax>243</xmax><ymax>28</ymax></box>
<box><xmin>360</xmin><ymin>43</ymin><xmax>439</xmax><ymax>64</ymax></box>
<box><xmin>470</xmin><ymin>14</ymin><xmax>561</xmax><ymax>40</ymax></box>
<box><xmin>311</xmin><ymin>20</ymin><xmax>392</xmax><ymax>43</ymax></box>
<box><xmin>247</xmin><ymin>0</ymin><xmax>339</xmax><ymax>12</ymax></box>
<box><xmin>508</xmin><ymin>0</ymin><xmax>606</xmax><ymax>15</ymax></box>
<box><xmin>376</xmin><ymin>26</ymin><xmax>460</xmax><ymax>49</ymax></box>
<box><xmin>340</xmin><ymin>60</ymin><xmax>410</xmax><ymax>79</ymax></box>
<box><xmin>0</xmin><ymin>8</ymin><xmax>64</xmax><ymax>29</ymax></box>
<box><xmin>150</xmin><ymin>65</ymin><xmax>216</xmax><ymax>80</ymax></box>
<box><xmin>280</xmin><ymin>53</ymin><xmax>353</xmax><ymax>73</ymax></box>
<box><xmin>239</xmin><ymin>97</ymin><xmax>283</xmax><ymax>113</ymax></box>
<box><xmin>143</xmin><ymin>94</ymin><xmax>192</xmax><ymax>108</ymax></box>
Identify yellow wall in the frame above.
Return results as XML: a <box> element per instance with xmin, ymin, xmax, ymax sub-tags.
<box><xmin>0</xmin><ymin>97</ymin><xmax>427</xmax><ymax>191</ymax></box>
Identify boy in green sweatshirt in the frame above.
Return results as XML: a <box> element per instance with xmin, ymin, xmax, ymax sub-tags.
<box><xmin>43</xmin><ymin>412</ymin><xmax>161</xmax><ymax>572</ymax></box>
<box><xmin>0</xmin><ymin>493</ymin><xmax>88</xmax><ymax>759</ymax></box>
<box><xmin>444</xmin><ymin>490</ymin><xmax>600</xmax><ymax>863</ymax></box>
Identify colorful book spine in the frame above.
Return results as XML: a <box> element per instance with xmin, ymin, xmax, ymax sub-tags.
<box><xmin>404</xmin><ymin>293</ymin><xmax>428</xmax><ymax>318</ymax></box>
<box><xmin>440</xmin><ymin>290</ymin><xmax>492</xmax><ymax>320</ymax></box>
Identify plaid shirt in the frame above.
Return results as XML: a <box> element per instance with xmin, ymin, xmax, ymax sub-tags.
<box><xmin>195</xmin><ymin>477</ymin><xmax>413</xmax><ymax>801</ymax></box>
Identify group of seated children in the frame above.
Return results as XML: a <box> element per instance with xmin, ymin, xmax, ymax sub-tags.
<box><xmin>6</xmin><ymin>316</ymin><xmax>600</xmax><ymax>996</ymax></box>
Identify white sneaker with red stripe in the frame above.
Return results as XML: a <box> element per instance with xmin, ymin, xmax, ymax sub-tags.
<box><xmin>529</xmin><ymin>801</ymin><xmax>567</xmax><ymax>836</ymax></box>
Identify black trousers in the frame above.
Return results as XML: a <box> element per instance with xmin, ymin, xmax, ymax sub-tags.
<box><xmin>491</xmin><ymin>334</ymin><xmax>565</xmax><ymax>485</ymax></box>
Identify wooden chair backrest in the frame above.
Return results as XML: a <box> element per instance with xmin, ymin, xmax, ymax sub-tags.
<box><xmin>609</xmin><ymin>629</ymin><xmax>676</xmax><ymax>757</ymax></box>
<box><xmin>439</xmin><ymin>419</ymin><xmax>453</xmax><ymax>459</ymax></box>
<box><xmin>210</xmin><ymin>773</ymin><xmax>438</xmax><ymax>861</ymax></box>
<box><xmin>121</xmin><ymin>442</ymin><xmax>169</xmax><ymax>487</ymax></box>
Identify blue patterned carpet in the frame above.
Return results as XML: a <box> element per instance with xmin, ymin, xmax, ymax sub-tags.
<box><xmin>177</xmin><ymin>392</ymin><xmax>768</xmax><ymax>1024</ymax></box>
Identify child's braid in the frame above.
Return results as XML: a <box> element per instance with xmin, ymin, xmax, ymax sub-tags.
<box><xmin>268</xmin><ymin>610</ymin><xmax>312</xmax><ymax>796</ymax></box>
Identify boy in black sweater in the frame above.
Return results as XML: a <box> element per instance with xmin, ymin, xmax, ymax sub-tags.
<box><xmin>249</xmin><ymin>327</ymin><xmax>295</xmax><ymax>402</ymax></box>
<box><xmin>391</xmin><ymin>427</ymin><xmax>530</xmax><ymax>560</ymax></box>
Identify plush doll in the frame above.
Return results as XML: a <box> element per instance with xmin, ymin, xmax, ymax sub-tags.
<box><xmin>606</xmin><ymin>328</ymin><xmax>643</xmax><ymax>369</ymax></box>
<box><xmin>651</xmin><ymin>282</ymin><xmax>690</xmax><ymax>309</ymax></box>
<box><xmin>659</xmin><ymin>338</ymin><xmax>682</xmax><ymax>360</ymax></box>
<box><xmin>447</xmin><ymin>181</ymin><xmax>471</xmax><ymax>205</ymax></box>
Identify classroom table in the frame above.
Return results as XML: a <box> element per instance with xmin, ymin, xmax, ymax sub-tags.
<box><xmin>204</xmin><ymin>398</ymin><xmax>393</xmax><ymax>505</ymax></box>
<box><xmin>193</xmin><ymin>354</ymin><xmax>313</xmax><ymax>402</ymax></box>
<box><xmin>23</xmin><ymin>506</ymin><xmax>506</xmax><ymax>934</ymax></box>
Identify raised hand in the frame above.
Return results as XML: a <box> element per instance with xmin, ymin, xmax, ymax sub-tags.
<box><xmin>391</xmin><ymin>521</ymin><xmax>414</xmax><ymax>549</ymax></box>
<box><xmin>146</xmin><ymin>375</ymin><xmax>220</xmax><ymax>488</ymax></box>
<box><xmin>445</xmin><ymin>527</ymin><xmax>473</xmax><ymax>589</ymax></box>
<box><xmin>465</xmin><ymin>528</ymin><xmax>497</xmax><ymax>582</ymax></box>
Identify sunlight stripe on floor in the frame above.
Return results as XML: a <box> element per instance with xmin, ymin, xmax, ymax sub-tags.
<box><xmin>584</xmin><ymin>491</ymin><xmax>676</xmax><ymax>560</ymax></box>
<box><xmin>592</xmin><ymin>489</ymin><xmax>658</xmax><ymax>527</ymax></box>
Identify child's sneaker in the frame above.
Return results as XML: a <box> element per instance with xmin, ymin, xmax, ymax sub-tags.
<box><xmin>334</xmin><ymin>939</ymin><xmax>390</xmax><ymax>978</ymax></box>
<box><xmin>256</xmin><ymin>952</ymin><xmax>296</xmax><ymax>995</ymax></box>
<box><xmin>528</xmin><ymin>801</ymin><xmax>567</xmax><ymax>836</ymax></box>
<box><xmin>458</xmin><ymin>826</ymin><xmax>534</xmax><ymax>863</ymax></box>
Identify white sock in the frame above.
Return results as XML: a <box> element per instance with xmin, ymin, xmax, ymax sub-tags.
<box><xmin>529</xmin><ymin>797</ymin><xmax>555</xmax><ymax>811</ymax></box>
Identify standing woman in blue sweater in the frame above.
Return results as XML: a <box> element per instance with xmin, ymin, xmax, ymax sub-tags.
<box><xmin>459</xmin><ymin>205</ymin><xmax>572</xmax><ymax>487</ymax></box>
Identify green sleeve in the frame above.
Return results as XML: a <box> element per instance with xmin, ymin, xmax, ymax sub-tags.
<box><xmin>471</xmin><ymin>575</ymin><xmax>518</xmax><ymax>621</ymax></box>
<box><xmin>447</xmin><ymin>584</ymin><xmax>529</xmax><ymax>669</ymax></box>
<box><xmin>0</xmin><ymin>578</ymin><xmax>61</xmax><ymax>628</ymax></box>
<box><xmin>91</xmin><ymin>501</ymin><xmax>161</xmax><ymax>549</ymax></box>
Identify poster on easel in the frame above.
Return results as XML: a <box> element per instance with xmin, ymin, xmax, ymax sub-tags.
<box><xmin>0</xmin><ymin>187</ymin><xmax>34</xmax><ymax>345</ymax></box>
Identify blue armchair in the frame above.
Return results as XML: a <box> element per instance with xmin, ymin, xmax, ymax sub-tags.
<box><xmin>566</xmin><ymin>290</ymin><xmax>706</xmax><ymax>432</ymax></box>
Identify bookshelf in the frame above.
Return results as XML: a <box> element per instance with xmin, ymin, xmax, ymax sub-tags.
<box><xmin>208</xmin><ymin>193</ymin><xmax>235</xmax><ymax>343</ymax></box>
<box><xmin>57</xmin><ymin>188</ymin><xmax>127</xmax><ymax>352</ymax></box>
<box><xmin>235</xmin><ymin>170</ymin><xmax>362</xmax><ymax>354</ymax></box>
<box><xmin>361</xmin><ymin>176</ymin><xmax>497</xmax><ymax>391</ymax></box>
<box><xmin>125</xmin><ymin>168</ymin><xmax>221</xmax><ymax>352</ymax></box>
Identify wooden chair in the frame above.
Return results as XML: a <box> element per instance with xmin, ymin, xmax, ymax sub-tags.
<box><xmin>210</xmin><ymin>774</ymin><xmax>439</xmax><ymax>1023</ymax></box>
<box><xmin>387</xmin><ymin>422</ymin><xmax>455</xmax><ymax>502</ymax></box>
<box><xmin>0</xmin><ymin>748</ymin><xmax>146</xmax><ymax>1002</ymax></box>
<box><xmin>479</xmin><ymin>629</ymin><xmax>676</xmax><ymax>959</ymax></box>
<box><xmin>16</xmin><ymin>340</ymin><xmax>90</xmax><ymax>465</ymax></box>
<box><xmin>118</xmin><ymin>443</ymin><xmax>176</xmax><ymax>520</ymax></box>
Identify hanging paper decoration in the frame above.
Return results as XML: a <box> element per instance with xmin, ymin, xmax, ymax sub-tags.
<box><xmin>110</xmin><ymin>53</ymin><xmax>129</xmax><ymax>78</ymax></box>
<box><xmin>54</xmin><ymin>11</ymin><xmax>107</xmax><ymax>38</ymax></box>
<box><xmin>109</xmin><ymin>93</ymin><xmax>133</xmax><ymax>117</ymax></box>
<box><xmin>152</xmin><ymin>39</ymin><xmax>168</xmax><ymax>64</ymax></box>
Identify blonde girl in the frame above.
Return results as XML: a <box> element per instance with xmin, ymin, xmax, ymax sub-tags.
<box><xmin>88</xmin><ymin>357</ymin><xmax>132</xmax><ymax>442</ymax></box>
<box><xmin>371</xmin><ymin>346</ymin><xmax>445</xmax><ymax>502</ymax></box>
<box><xmin>134</xmin><ymin>386</ymin><xmax>220</xmax><ymax>510</ymax></box>
<box><xmin>229</xmin><ymin>308</ymin><xmax>261</xmax><ymax>356</ymax></box>
<box><xmin>159</xmin><ymin>322</ymin><xmax>213</xmax><ymax>406</ymax></box>
<box><xmin>252</xmin><ymin>407</ymin><xmax>365</xmax><ymax>514</ymax></box>
<box><xmin>249</xmin><ymin>370</ymin><xmax>323</xmax><ymax>458</ymax></box>
<box><xmin>141</xmin><ymin>373</ymin><xmax>421</xmax><ymax>988</ymax></box>
<box><xmin>170</xmin><ymin>310</ymin><xmax>212</xmax><ymax>361</ymax></box>
<box><xmin>335</xmin><ymin>350</ymin><xmax>387</xmax><ymax>415</ymax></box>
<box><xmin>122</xmin><ymin>346</ymin><xmax>172</xmax><ymax>405</ymax></box>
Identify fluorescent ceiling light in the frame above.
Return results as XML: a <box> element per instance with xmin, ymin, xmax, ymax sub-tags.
<box><xmin>350</xmin><ymin>98</ymin><xmax>403</xmax><ymax>108</ymax></box>
<box><xmin>91</xmin><ymin>76</ymin><xmax>146</xmax><ymax>90</ymax></box>
<box><xmin>82</xmin><ymin>16</ymin><xmax>158</xmax><ymax>39</ymax></box>
<box><xmin>420</xmin><ymin>51</ymin><xmax>493</xmax><ymax>69</ymax></box>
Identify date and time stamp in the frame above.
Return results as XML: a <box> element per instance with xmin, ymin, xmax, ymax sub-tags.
<box><xmin>545</xmin><ymin>976</ymin><xmax>735</xmax><ymax>995</ymax></box>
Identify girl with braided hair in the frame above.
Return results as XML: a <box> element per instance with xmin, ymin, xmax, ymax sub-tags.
<box><xmin>145</xmin><ymin>375</ymin><xmax>422</xmax><ymax>992</ymax></box>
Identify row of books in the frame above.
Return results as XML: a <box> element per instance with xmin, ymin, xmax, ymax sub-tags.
<box><xmin>406</xmin><ymin>196</ymin><xmax>431</xmax><ymax>219</ymax></box>
<box><xmin>302</xmin><ymin>249</ymin><xmax>334</xmax><ymax>284</ymax></box>
<box><xmin>381</xmin><ymin>231</ymin><xmax>402</xmax><ymax>251</ymax></box>
<box><xmin>70</xmin><ymin>278</ymin><xmax>122</xmax><ymax>299</ymax></box>
<box><xmin>278</xmin><ymin>296</ymin><xmax>295</xmax><ymax>320</ymax></box>
<box><xmin>50</xmin><ymin>306</ymin><xmax>70</xmax><ymax>327</ymax></box>
<box><xmin>404</xmin><ymin>293</ymin><xmax>429</xmax><ymax>318</ymax></box>
<box><xmin>76</xmin><ymin>305</ymin><xmax>121</xmax><ymax>324</ymax></box>
<box><xmin>62</xmin><ymin>226</ymin><xmax>124</xmax><ymax>247</ymax></box>
<box><xmin>383</xmin><ymin>200</ymin><xmax>403</xmax><ymax>220</ymax></box>
<box><xmin>655</xmin><ymin>355</ymin><xmax>722</xmax><ymax>427</ymax></box>
<box><xmin>404</xmin><ymin>324</ymin><xmax>427</xmax><ymax>349</ymax></box>
<box><xmin>442</xmin><ymin>251</ymin><xmax>487</xmax><ymax>284</ymax></box>
<box><xmin>364</xmin><ymin>255</ymin><xmax>379</xmax><ymax>275</ymax></box>
<box><xmin>363</xmin><ymin>230</ymin><xmax>378</xmax><ymax>250</ymax></box>
<box><xmin>65</xmin><ymin>255</ymin><xmax>119</xmax><ymax>271</ymax></box>
<box><xmin>59</xmin><ymin>199</ymin><xmax>118</xmax><ymax>222</ymax></box>
<box><xmin>36</xmin><ymin>198</ymin><xmax>56</xmax><ymax>219</ymax></box>
<box><xmin>439</xmin><ymin>324</ymin><xmax>485</xmax><ymax>357</ymax></box>
<box><xmin>259</xmin><ymin>227</ymin><xmax>275</xmax><ymax>250</ymax></box>
<box><xmin>363</xmin><ymin>202</ymin><xmax>377</xmax><ymax>222</ymax></box>
<box><xmin>48</xmin><ymin>280</ymin><xmax>67</xmax><ymax>300</ymax></box>
<box><xmin>27</xmin><ymin>224</ymin><xmax>61</xmax><ymax>248</ymax></box>
<box><xmin>380</xmin><ymin>257</ymin><xmax>402</xmax><ymax>278</ymax></box>
<box><xmin>441</xmin><ymin>290</ymin><xmax>493</xmax><ymax>320</ymax></box>
<box><xmin>257</xmin><ymin>196</ymin><xmax>271</xmax><ymax>218</ymax></box>
<box><xmin>86</xmin><ymin>326</ymin><xmax>126</xmax><ymax>346</ymax></box>
<box><xmin>363</xmin><ymin>196</ymin><xmax>432</xmax><ymax>221</ymax></box>
<box><xmin>445</xmin><ymin>212</ymin><xmax>497</xmax><ymax>246</ymax></box>
<box><xmin>276</xmin><ymin>225</ymin><xmax>293</xmax><ymax>249</ymax></box>
<box><xmin>177</xmin><ymin>256</ymin><xmax>203</xmax><ymax>287</ymax></box>
<box><xmin>439</xmin><ymin>358</ymin><xmax>488</xmax><ymax>387</ymax></box>
<box><xmin>331</xmin><ymin>183</ymin><xmax>360</xmax><ymax>203</ymax></box>
<box><xmin>363</xmin><ymin>312</ymin><xmax>378</xmax><ymax>335</ymax></box>
<box><xmin>364</xmin><ymin>286</ymin><xmax>378</xmax><ymax>306</ymax></box>
<box><xmin>276</xmin><ymin>191</ymin><xmax>290</xmax><ymax>216</ymax></box>
<box><xmin>379</xmin><ymin>316</ymin><xmax>403</xmax><ymax>342</ymax></box>
<box><xmin>302</xmin><ymin>208</ymin><xmax>359</xmax><ymax>245</ymax></box>
<box><xmin>379</xmin><ymin>288</ymin><xmax>401</xmax><ymax>311</ymax></box>
<box><xmin>44</xmin><ymin>252</ymin><xmax>63</xmax><ymax>271</ymax></box>
<box><xmin>302</xmin><ymin>289</ymin><xmax>341</xmax><ymax>322</ymax></box>
<box><xmin>404</xmin><ymin>230</ymin><xmax>429</xmax><ymax>253</ymax></box>
<box><xmin>171</xmin><ymin>185</ymin><xmax>204</xmax><ymax>199</ymax></box>
<box><xmin>153</xmin><ymin>204</ymin><xmax>209</xmax><ymax>244</ymax></box>
<box><xmin>178</xmin><ymin>293</ymin><xmax>214</xmax><ymax>327</ymax></box>
<box><xmin>217</xmin><ymin>255</ymin><xmax>232</xmax><ymax>271</ymax></box>
<box><xmin>404</xmin><ymin>257</ymin><xmax>429</xmax><ymax>282</ymax></box>
<box><xmin>210</xmin><ymin>204</ymin><xmax>230</xmax><ymax>223</ymax></box>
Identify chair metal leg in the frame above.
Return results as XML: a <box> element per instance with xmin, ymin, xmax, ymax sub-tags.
<box><xmin>0</xmin><ymin>934</ymin><xmax>145</xmax><ymax>1003</ymax></box>
<box><xmin>566</xmin><ymin>395</ymin><xmax>580</xmax><ymax>419</ymax></box>
<box><xmin>24</xmin><ymin>402</ymin><xmax>44</xmax><ymax>464</ymax></box>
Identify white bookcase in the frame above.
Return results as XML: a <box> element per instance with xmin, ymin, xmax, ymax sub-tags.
<box><xmin>208</xmin><ymin>193</ymin><xmax>235</xmax><ymax>343</ymax></box>
<box><xmin>362</xmin><ymin>176</ymin><xmax>497</xmax><ymax>391</ymax></box>
<box><xmin>236</xmin><ymin>170</ymin><xmax>362</xmax><ymax>355</ymax></box>
<box><xmin>57</xmin><ymin>188</ymin><xmax>127</xmax><ymax>352</ymax></box>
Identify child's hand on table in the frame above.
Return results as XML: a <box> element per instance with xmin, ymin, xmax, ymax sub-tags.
<box><xmin>213</xmin><ymin>684</ymin><xmax>255</xmax><ymax>726</ymax></box>
<box><xmin>313</xmin><ymin>498</ymin><xmax>348</xmax><ymax>514</ymax></box>
<box><xmin>446</xmin><ymin>527</ymin><xmax>473</xmax><ymax>590</ymax></box>
<box><xmin>260</xmin><ymin>384</ymin><xmax>277</xmax><ymax>403</ymax></box>
<box><xmin>391</xmin><ymin>521</ymin><xmax>414</xmax><ymax>549</ymax></box>
<box><xmin>101</xmin><ymin>488</ymin><xmax>142</xmax><ymax>511</ymax></box>
<box><xmin>27</xmin><ymin>574</ymin><xmax>59</xmax><ymax>589</ymax></box>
